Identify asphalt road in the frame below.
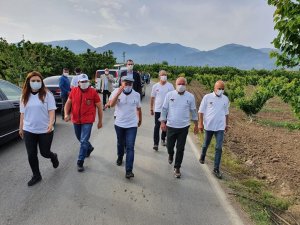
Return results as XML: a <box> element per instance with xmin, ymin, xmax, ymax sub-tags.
<box><xmin>0</xmin><ymin>83</ymin><xmax>243</xmax><ymax>225</ymax></box>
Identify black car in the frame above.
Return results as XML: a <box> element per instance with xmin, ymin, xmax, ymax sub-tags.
<box><xmin>140</xmin><ymin>74</ymin><xmax>146</xmax><ymax>97</ymax></box>
<box><xmin>0</xmin><ymin>79</ymin><xmax>22</xmax><ymax>145</ymax></box>
<box><xmin>141</xmin><ymin>73</ymin><xmax>151</xmax><ymax>84</ymax></box>
<box><xmin>44</xmin><ymin>75</ymin><xmax>74</xmax><ymax>109</ymax></box>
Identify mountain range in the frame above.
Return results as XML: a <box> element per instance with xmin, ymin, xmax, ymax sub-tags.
<box><xmin>44</xmin><ymin>39</ymin><xmax>277</xmax><ymax>70</ymax></box>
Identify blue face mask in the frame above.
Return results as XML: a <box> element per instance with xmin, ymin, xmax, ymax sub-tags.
<box><xmin>30</xmin><ymin>81</ymin><xmax>42</xmax><ymax>90</ymax></box>
<box><xmin>123</xmin><ymin>86</ymin><xmax>132</xmax><ymax>94</ymax></box>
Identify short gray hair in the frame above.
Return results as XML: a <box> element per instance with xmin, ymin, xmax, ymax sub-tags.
<box><xmin>159</xmin><ymin>70</ymin><xmax>167</xmax><ymax>76</ymax></box>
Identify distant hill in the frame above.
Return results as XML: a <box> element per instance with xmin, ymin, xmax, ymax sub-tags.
<box><xmin>96</xmin><ymin>42</ymin><xmax>200</xmax><ymax>65</ymax></box>
<box><xmin>259</xmin><ymin>48</ymin><xmax>277</xmax><ymax>54</ymax></box>
<box><xmin>44</xmin><ymin>40</ymin><xmax>95</xmax><ymax>54</ymax></box>
<box><xmin>43</xmin><ymin>40</ymin><xmax>277</xmax><ymax>69</ymax></box>
<box><xmin>180</xmin><ymin>44</ymin><xmax>276</xmax><ymax>70</ymax></box>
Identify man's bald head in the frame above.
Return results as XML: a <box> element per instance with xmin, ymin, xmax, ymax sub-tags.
<box><xmin>214</xmin><ymin>80</ymin><xmax>225</xmax><ymax>96</ymax></box>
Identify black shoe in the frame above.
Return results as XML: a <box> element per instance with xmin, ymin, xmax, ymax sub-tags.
<box><xmin>213</xmin><ymin>169</ymin><xmax>222</xmax><ymax>179</ymax></box>
<box><xmin>27</xmin><ymin>175</ymin><xmax>42</xmax><ymax>186</ymax></box>
<box><xmin>116</xmin><ymin>157</ymin><xmax>123</xmax><ymax>166</ymax></box>
<box><xmin>125</xmin><ymin>171</ymin><xmax>134</xmax><ymax>179</ymax></box>
<box><xmin>199</xmin><ymin>156</ymin><xmax>205</xmax><ymax>164</ymax></box>
<box><xmin>161</xmin><ymin>140</ymin><xmax>166</xmax><ymax>146</ymax></box>
<box><xmin>51</xmin><ymin>153</ymin><xmax>59</xmax><ymax>168</ymax></box>
<box><xmin>174</xmin><ymin>168</ymin><xmax>181</xmax><ymax>178</ymax></box>
<box><xmin>153</xmin><ymin>145</ymin><xmax>158</xmax><ymax>151</ymax></box>
<box><xmin>168</xmin><ymin>155</ymin><xmax>173</xmax><ymax>164</ymax></box>
<box><xmin>77</xmin><ymin>160</ymin><xmax>84</xmax><ymax>172</ymax></box>
<box><xmin>86</xmin><ymin>147</ymin><xmax>94</xmax><ymax>157</ymax></box>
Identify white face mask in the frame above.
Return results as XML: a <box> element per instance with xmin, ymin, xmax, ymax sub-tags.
<box><xmin>63</xmin><ymin>73</ymin><xmax>69</xmax><ymax>76</ymax></box>
<box><xmin>80</xmin><ymin>82</ymin><xmax>90</xmax><ymax>90</ymax></box>
<box><xmin>160</xmin><ymin>76</ymin><xmax>167</xmax><ymax>82</ymax></box>
<box><xmin>216</xmin><ymin>89</ymin><xmax>224</xmax><ymax>96</ymax></box>
<box><xmin>127</xmin><ymin>65</ymin><xmax>134</xmax><ymax>71</ymax></box>
<box><xmin>176</xmin><ymin>85</ymin><xmax>186</xmax><ymax>93</ymax></box>
<box><xmin>123</xmin><ymin>86</ymin><xmax>132</xmax><ymax>93</ymax></box>
<box><xmin>30</xmin><ymin>81</ymin><xmax>42</xmax><ymax>90</ymax></box>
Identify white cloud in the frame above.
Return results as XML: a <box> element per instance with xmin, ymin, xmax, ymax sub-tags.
<box><xmin>139</xmin><ymin>5</ymin><xmax>149</xmax><ymax>16</ymax></box>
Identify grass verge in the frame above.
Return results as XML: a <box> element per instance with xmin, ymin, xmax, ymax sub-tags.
<box><xmin>194</xmin><ymin>127</ymin><xmax>293</xmax><ymax>225</ymax></box>
<box><xmin>257</xmin><ymin>119</ymin><xmax>300</xmax><ymax>130</ymax></box>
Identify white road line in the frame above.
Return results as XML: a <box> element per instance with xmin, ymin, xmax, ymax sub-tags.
<box><xmin>187</xmin><ymin>135</ymin><xmax>245</xmax><ymax>225</ymax></box>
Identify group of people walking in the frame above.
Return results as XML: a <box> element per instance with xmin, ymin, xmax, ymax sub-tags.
<box><xmin>19</xmin><ymin>59</ymin><xmax>229</xmax><ymax>186</ymax></box>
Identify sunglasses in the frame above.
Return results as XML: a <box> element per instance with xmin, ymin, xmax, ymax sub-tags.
<box><xmin>30</xmin><ymin>80</ymin><xmax>41</xmax><ymax>82</ymax></box>
<box><xmin>218</xmin><ymin>88</ymin><xmax>224</xmax><ymax>90</ymax></box>
<box><xmin>127</xmin><ymin>64</ymin><xmax>134</xmax><ymax>65</ymax></box>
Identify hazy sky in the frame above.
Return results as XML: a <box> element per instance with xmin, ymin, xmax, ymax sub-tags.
<box><xmin>0</xmin><ymin>0</ymin><xmax>276</xmax><ymax>50</ymax></box>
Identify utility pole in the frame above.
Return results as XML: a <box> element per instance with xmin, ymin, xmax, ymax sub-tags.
<box><xmin>122</xmin><ymin>51</ymin><xmax>126</xmax><ymax>64</ymax></box>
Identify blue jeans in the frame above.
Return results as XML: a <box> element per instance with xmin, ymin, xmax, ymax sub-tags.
<box><xmin>201</xmin><ymin>130</ymin><xmax>225</xmax><ymax>170</ymax></box>
<box><xmin>73</xmin><ymin>123</ymin><xmax>93</xmax><ymax>161</ymax></box>
<box><xmin>114</xmin><ymin>125</ymin><xmax>137</xmax><ymax>172</ymax></box>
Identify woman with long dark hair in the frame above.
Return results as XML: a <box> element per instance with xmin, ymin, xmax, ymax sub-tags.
<box><xmin>19</xmin><ymin>71</ymin><xmax>59</xmax><ymax>186</ymax></box>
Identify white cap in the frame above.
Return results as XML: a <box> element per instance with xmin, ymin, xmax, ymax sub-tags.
<box><xmin>78</xmin><ymin>74</ymin><xmax>89</xmax><ymax>82</ymax></box>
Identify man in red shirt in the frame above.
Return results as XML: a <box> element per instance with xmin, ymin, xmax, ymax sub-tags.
<box><xmin>64</xmin><ymin>74</ymin><xmax>103</xmax><ymax>172</ymax></box>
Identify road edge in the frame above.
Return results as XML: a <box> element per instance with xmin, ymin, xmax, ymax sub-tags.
<box><xmin>187</xmin><ymin>135</ymin><xmax>245</xmax><ymax>225</ymax></box>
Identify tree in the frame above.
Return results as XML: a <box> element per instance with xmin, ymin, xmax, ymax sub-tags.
<box><xmin>0</xmin><ymin>38</ymin><xmax>11</xmax><ymax>80</ymax></box>
<box><xmin>268</xmin><ymin>0</ymin><xmax>300</xmax><ymax>68</ymax></box>
<box><xmin>79</xmin><ymin>49</ymin><xmax>116</xmax><ymax>79</ymax></box>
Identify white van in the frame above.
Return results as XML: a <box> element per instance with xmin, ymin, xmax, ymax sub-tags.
<box><xmin>94</xmin><ymin>67</ymin><xmax>127</xmax><ymax>92</ymax></box>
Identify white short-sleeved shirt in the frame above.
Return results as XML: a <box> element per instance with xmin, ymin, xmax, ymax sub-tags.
<box><xmin>198</xmin><ymin>92</ymin><xmax>230</xmax><ymax>131</ymax></box>
<box><xmin>162</xmin><ymin>90</ymin><xmax>196</xmax><ymax>128</ymax></box>
<box><xmin>71</xmin><ymin>75</ymin><xmax>80</xmax><ymax>87</ymax></box>
<box><xmin>109</xmin><ymin>88</ymin><xmax>141</xmax><ymax>128</ymax></box>
<box><xmin>20</xmin><ymin>91</ymin><xmax>57</xmax><ymax>133</ymax></box>
<box><xmin>151</xmin><ymin>82</ymin><xmax>174</xmax><ymax>112</ymax></box>
<box><xmin>126</xmin><ymin>72</ymin><xmax>133</xmax><ymax>80</ymax></box>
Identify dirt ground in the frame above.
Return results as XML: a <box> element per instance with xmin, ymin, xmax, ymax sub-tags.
<box><xmin>187</xmin><ymin>80</ymin><xmax>300</xmax><ymax>220</ymax></box>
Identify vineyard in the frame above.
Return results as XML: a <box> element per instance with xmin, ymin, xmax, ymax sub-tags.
<box><xmin>184</xmin><ymin>78</ymin><xmax>300</xmax><ymax>223</ymax></box>
<box><xmin>136</xmin><ymin>64</ymin><xmax>300</xmax><ymax>125</ymax></box>
<box><xmin>146</xmin><ymin>64</ymin><xmax>300</xmax><ymax>223</ymax></box>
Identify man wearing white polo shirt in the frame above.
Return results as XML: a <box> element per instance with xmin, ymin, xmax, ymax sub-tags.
<box><xmin>150</xmin><ymin>70</ymin><xmax>174</xmax><ymax>151</ymax></box>
<box><xmin>109</xmin><ymin>76</ymin><xmax>142</xmax><ymax>179</ymax></box>
<box><xmin>160</xmin><ymin>77</ymin><xmax>198</xmax><ymax>178</ymax></box>
<box><xmin>198</xmin><ymin>80</ymin><xmax>229</xmax><ymax>179</ymax></box>
<box><xmin>70</xmin><ymin>67</ymin><xmax>82</xmax><ymax>88</ymax></box>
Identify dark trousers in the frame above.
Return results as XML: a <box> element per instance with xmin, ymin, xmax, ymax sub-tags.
<box><xmin>154</xmin><ymin>112</ymin><xmax>166</xmax><ymax>145</ymax></box>
<box><xmin>102</xmin><ymin>90</ymin><xmax>111</xmax><ymax>106</ymax></box>
<box><xmin>23</xmin><ymin>130</ymin><xmax>55</xmax><ymax>176</ymax></box>
<box><xmin>167</xmin><ymin>126</ymin><xmax>190</xmax><ymax>169</ymax></box>
<box><xmin>61</xmin><ymin>95</ymin><xmax>68</xmax><ymax>119</ymax></box>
